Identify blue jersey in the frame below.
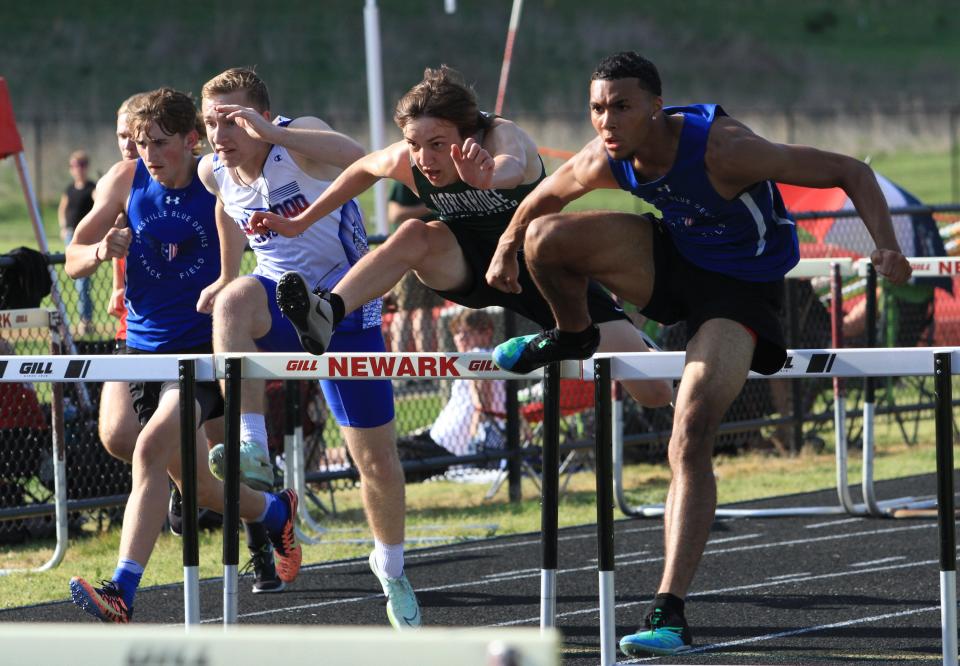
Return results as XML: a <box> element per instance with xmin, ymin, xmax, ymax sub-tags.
<box><xmin>607</xmin><ymin>104</ymin><xmax>799</xmax><ymax>281</ymax></box>
<box><xmin>124</xmin><ymin>159</ymin><xmax>220</xmax><ymax>351</ymax></box>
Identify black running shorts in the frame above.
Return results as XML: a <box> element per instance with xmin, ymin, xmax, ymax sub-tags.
<box><xmin>640</xmin><ymin>220</ymin><xmax>787</xmax><ymax>375</ymax></box>
<box><xmin>123</xmin><ymin>342</ymin><xmax>224</xmax><ymax>427</ymax></box>
<box><xmin>434</xmin><ymin>221</ymin><xmax>628</xmax><ymax>328</ymax></box>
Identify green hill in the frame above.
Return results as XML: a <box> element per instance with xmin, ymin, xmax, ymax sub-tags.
<box><xmin>3</xmin><ymin>0</ymin><xmax>957</xmax><ymax>121</ymax></box>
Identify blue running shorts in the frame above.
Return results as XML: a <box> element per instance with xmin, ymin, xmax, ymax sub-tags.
<box><xmin>253</xmin><ymin>274</ymin><xmax>395</xmax><ymax>428</ymax></box>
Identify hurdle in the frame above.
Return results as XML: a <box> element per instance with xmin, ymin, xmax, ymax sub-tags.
<box><xmin>0</xmin><ymin>307</ymin><xmax>66</xmax><ymax>575</ymax></box>
<box><xmin>590</xmin><ymin>347</ymin><xmax>959</xmax><ymax>666</ymax></box>
<box><xmin>212</xmin><ymin>351</ymin><xmax>554</xmax><ymax>626</ymax></box>
<box><xmin>613</xmin><ymin>257</ymin><xmax>946</xmax><ymax>520</ymax></box>
<box><xmin>0</xmin><ymin>350</ymin><xmax>216</xmax><ymax>624</ymax></box>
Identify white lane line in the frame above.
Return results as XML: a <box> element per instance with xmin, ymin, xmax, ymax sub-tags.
<box><xmin>590</xmin><ymin>552</ymin><xmax>651</xmax><ymax>562</ymax></box>
<box><xmin>849</xmin><ymin>556</ymin><xmax>906</xmax><ymax>568</ymax></box>
<box><xmin>616</xmin><ymin>522</ymin><xmax>933</xmax><ymax>567</ymax></box>
<box><xmin>805</xmin><ymin>517</ymin><xmax>863</xmax><ymax>529</ymax></box>
<box><xmin>767</xmin><ymin>572</ymin><xmax>812</xmax><ymax>580</ymax></box>
<box><xmin>491</xmin><ymin>557</ymin><xmax>940</xmax><ymax>627</ymax></box>
<box><xmin>620</xmin><ymin>604</ymin><xmax>942</xmax><ymax>663</ymax></box>
<box><xmin>208</xmin><ymin>522</ymin><xmax>936</xmax><ymax>623</ymax></box>
<box><xmin>704</xmin><ymin>533</ymin><xmax>761</xmax><ymax>545</ymax></box>
<box><xmin>292</xmin><ymin>521</ymin><xmax>666</xmax><ymax>574</ymax></box>
<box><xmin>483</xmin><ymin>568</ymin><xmax>539</xmax><ymax>579</ymax></box>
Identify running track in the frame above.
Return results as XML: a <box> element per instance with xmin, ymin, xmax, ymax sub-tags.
<box><xmin>2</xmin><ymin>473</ymin><xmax>950</xmax><ymax>665</ymax></box>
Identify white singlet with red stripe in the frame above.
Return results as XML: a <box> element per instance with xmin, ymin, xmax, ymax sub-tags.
<box><xmin>212</xmin><ymin>118</ymin><xmax>380</xmax><ymax>331</ymax></box>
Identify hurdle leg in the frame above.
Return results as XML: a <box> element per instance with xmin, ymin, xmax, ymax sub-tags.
<box><xmin>594</xmin><ymin>359</ymin><xmax>616</xmax><ymax>666</ymax></box>
<box><xmin>934</xmin><ymin>352</ymin><xmax>958</xmax><ymax>666</ymax></box>
<box><xmin>861</xmin><ymin>263</ymin><xmax>883</xmax><ymax>515</ymax></box>
<box><xmin>178</xmin><ymin>359</ymin><xmax>200</xmax><ymax>627</ymax></box>
<box><xmin>540</xmin><ymin>363</ymin><xmax>560</xmax><ymax>630</ymax></box>
<box><xmin>223</xmin><ymin>357</ymin><xmax>242</xmax><ymax>626</ymax></box>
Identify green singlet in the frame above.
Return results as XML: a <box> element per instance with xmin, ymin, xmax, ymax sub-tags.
<box><xmin>410</xmin><ymin>155</ymin><xmax>545</xmax><ymax>244</ymax></box>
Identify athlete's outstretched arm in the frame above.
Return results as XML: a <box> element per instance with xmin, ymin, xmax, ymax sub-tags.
<box><xmin>197</xmin><ymin>200</ymin><xmax>247</xmax><ymax>314</ymax></box>
<box><xmin>213</xmin><ymin>105</ymin><xmax>364</xmax><ymax>170</ymax></box>
<box><xmin>65</xmin><ymin>160</ymin><xmax>134</xmax><ymax>279</ymax></box>
<box><xmin>708</xmin><ymin>119</ymin><xmax>912</xmax><ymax>284</ymax></box>
<box><xmin>451</xmin><ymin>120</ymin><xmax>533</xmax><ymax>190</ymax></box>
<box><xmin>486</xmin><ymin>138</ymin><xmax>613</xmax><ymax>294</ymax></box>
<box><xmin>248</xmin><ymin>141</ymin><xmax>412</xmax><ymax>237</ymax></box>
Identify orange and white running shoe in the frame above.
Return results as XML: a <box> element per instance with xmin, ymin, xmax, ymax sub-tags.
<box><xmin>69</xmin><ymin>577</ymin><xmax>132</xmax><ymax>623</ymax></box>
<box><xmin>267</xmin><ymin>489</ymin><xmax>302</xmax><ymax>583</ymax></box>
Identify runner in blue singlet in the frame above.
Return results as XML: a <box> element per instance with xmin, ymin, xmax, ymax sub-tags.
<box><xmin>488</xmin><ymin>52</ymin><xmax>912</xmax><ymax>657</ymax></box>
<box><xmin>63</xmin><ymin>88</ymin><xmax>300</xmax><ymax>624</ymax></box>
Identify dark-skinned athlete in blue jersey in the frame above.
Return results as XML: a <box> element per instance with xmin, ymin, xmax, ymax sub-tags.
<box><xmin>487</xmin><ymin>52</ymin><xmax>912</xmax><ymax>657</ymax></box>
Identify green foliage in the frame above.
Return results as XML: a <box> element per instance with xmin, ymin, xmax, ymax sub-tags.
<box><xmin>1</xmin><ymin>0</ymin><xmax>956</xmax><ymax>120</ymax></box>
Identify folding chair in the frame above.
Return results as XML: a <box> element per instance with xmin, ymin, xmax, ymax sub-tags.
<box><xmin>484</xmin><ymin>379</ymin><xmax>597</xmax><ymax>499</ymax></box>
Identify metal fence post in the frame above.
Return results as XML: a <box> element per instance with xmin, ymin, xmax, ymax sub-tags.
<box><xmin>785</xmin><ymin>279</ymin><xmax>802</xmax><ymax>454</ymax></box>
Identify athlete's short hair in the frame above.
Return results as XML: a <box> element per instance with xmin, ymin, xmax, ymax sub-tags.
<box><xmin>394</xmin><ymin>65</ymin><xmax>493</xmax><ymax>138</ymax></box>
<box><xmin>591</xmin><ymin>52</ymin><xmax>662</xmax><ymax>97</ymax></box>
<box><xmin>202</xmin><ymin>67</ymin><xmax>271</xmax><ymax>113</ymax></box>
<box><xmin>117</xmin><ymin>92</ymin><xmax>145</xmax><ymax>117</ymax></box>
<box><xmin>129</xmin><ymin>87</ymin><xmax>203</xmax><ymax>141</ymax></box>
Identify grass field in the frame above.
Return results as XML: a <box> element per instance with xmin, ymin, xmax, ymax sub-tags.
<box><xmin>0</xmin><ymin>411</ymin><xmax>948</xmax><ymax>609</ymax></box>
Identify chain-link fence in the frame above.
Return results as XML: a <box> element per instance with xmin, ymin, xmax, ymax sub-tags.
<box><xmin>12</xmin><ymin>104</ymin><xmax>960</xmax><ymax>212</ymax></box>
<box><xmin>3</xmin><ymin>203</ymin><xmax>960</xmax><ymax>540</ymax></box>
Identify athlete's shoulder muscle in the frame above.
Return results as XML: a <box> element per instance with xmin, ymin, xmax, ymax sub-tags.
<box><xmin>287</xmin><ymin>115</ymin><xmax>333</xmax><ymax>132</ymax></box>
<box><xmin>571</xmin><ymin>137</ymin><xmax>620</xmax><ymax>190</ymax></box>
<box><xmin>485</xmin><ymin>118</ymin><xmax>540</xmax><ymax>180</ymax></box>
<box><xmin>197</xmin><ymin>154</ymin><xmax>219</xmax><ymax>196</ymax></box>
<box><xmin>372</xmin><ymin>141</ymin><xmax>415</xmax><ymax>183</ymax></box>
<box><xmin>73</xmin><ymin>160</ymin><xmax>136</xmax><ymax>242</ymax></box>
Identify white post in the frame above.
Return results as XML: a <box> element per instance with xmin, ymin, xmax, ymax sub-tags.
<box><xmin>363</xmin><ymin>0</ymin><xmax>388</xmax><ymax>236</ymax></box>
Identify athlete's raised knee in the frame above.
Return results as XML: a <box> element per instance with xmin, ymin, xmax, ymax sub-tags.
<box><xmin>384</xmin><ymin>218</ymin><xmax>435</xmax><ymax>265</ymax></box>
<box><xmin>525</xmin><ymin>213</ymin><xmax>576</xmax><ymax>262</ymax></box>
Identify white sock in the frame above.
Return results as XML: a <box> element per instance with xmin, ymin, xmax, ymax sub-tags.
<box><xmin>374</xmin><ymin>539</ymin><xmax>405</xmax><ymax>579</ymax></box>
<box><xmin>240</xmin><ymin>413</ymin><xmax>269</xmax><ymax>455</ymax></box>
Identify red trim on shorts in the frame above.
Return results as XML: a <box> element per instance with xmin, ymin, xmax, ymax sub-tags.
<box><xmin>741</xmin><ymin>323</ymin><xmax>758</xmax><ymax>345</ymax></box>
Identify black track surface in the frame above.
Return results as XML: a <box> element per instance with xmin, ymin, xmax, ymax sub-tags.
<box><xmin>2</xmin><ymin>473</ymin><xmax>952</xmax><ymax>665</ymax></box>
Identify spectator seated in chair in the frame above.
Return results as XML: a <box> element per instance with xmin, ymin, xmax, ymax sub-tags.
<box><xmin>394</xmin><ymin>310</ymin><xmax>505</xmax><ymax>482</ymax></box>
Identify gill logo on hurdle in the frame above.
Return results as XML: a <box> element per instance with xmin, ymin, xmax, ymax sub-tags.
<box><xmin>283</xmin><ymin>355</ymin><xmax>495</xmax><ymax>377</ymax></box>
<box><xmin>781</xmin><ymin>352</ymin><xmax>838</xmax><ymax>374</ymax></box>
<box><xmin>12</xmin><ymin>359</ymin><xmax>92</xmax><ymax>379</ymax></box>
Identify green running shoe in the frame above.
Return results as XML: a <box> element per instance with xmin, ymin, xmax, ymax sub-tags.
<box><xmin>493</xmin><ymin>326</ymin><xmax>600</xmax><ymax>375</ymax></box>
<box><xmin>368</xmin><ymin>551</ymin><xmax>422</xmax><ymax>630</ymax></box>
<box><xmin>208</xmin><ymin>440</ymin><xmax>275</xmax><ymax>491</ymax></box>
<box><xmin>619</xmin><ymin>607</ymin><xmax>692</xmax><ymax>657</ymax></box>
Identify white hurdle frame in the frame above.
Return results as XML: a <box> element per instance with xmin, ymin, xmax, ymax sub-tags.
<box><xmin>614</xmin><ymin>257</ymin><xmax>950</xmax><ymax>520</ymax></box>
<box><xmin>214</xmin><ymin>352</ymin><xmax>552</xmax><ymax>626</ymax></box>
<box><xmin>0</xmin><ymin>350</ymin><xmax>216</xmax><ymax>627</ymax></box>
<box><xmin>592</xmin><ymin>348</ymin><xmax>959</xmax><ymax>666</ymax></box>
<box><xmin>0</xmin><ymin>308</ymin><xmax>66</xmax><ymax>575</ymax></box>
<box><xmin>0</xmin><ymin>347</ymin><xmax>955</xmax><ymax>663</ymax></box>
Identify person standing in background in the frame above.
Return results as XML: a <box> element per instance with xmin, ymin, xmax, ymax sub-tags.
<box><xmin>58</xmin><ymin>150</ymin><xmax>95</xmax><ymax>336</ymax></box>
